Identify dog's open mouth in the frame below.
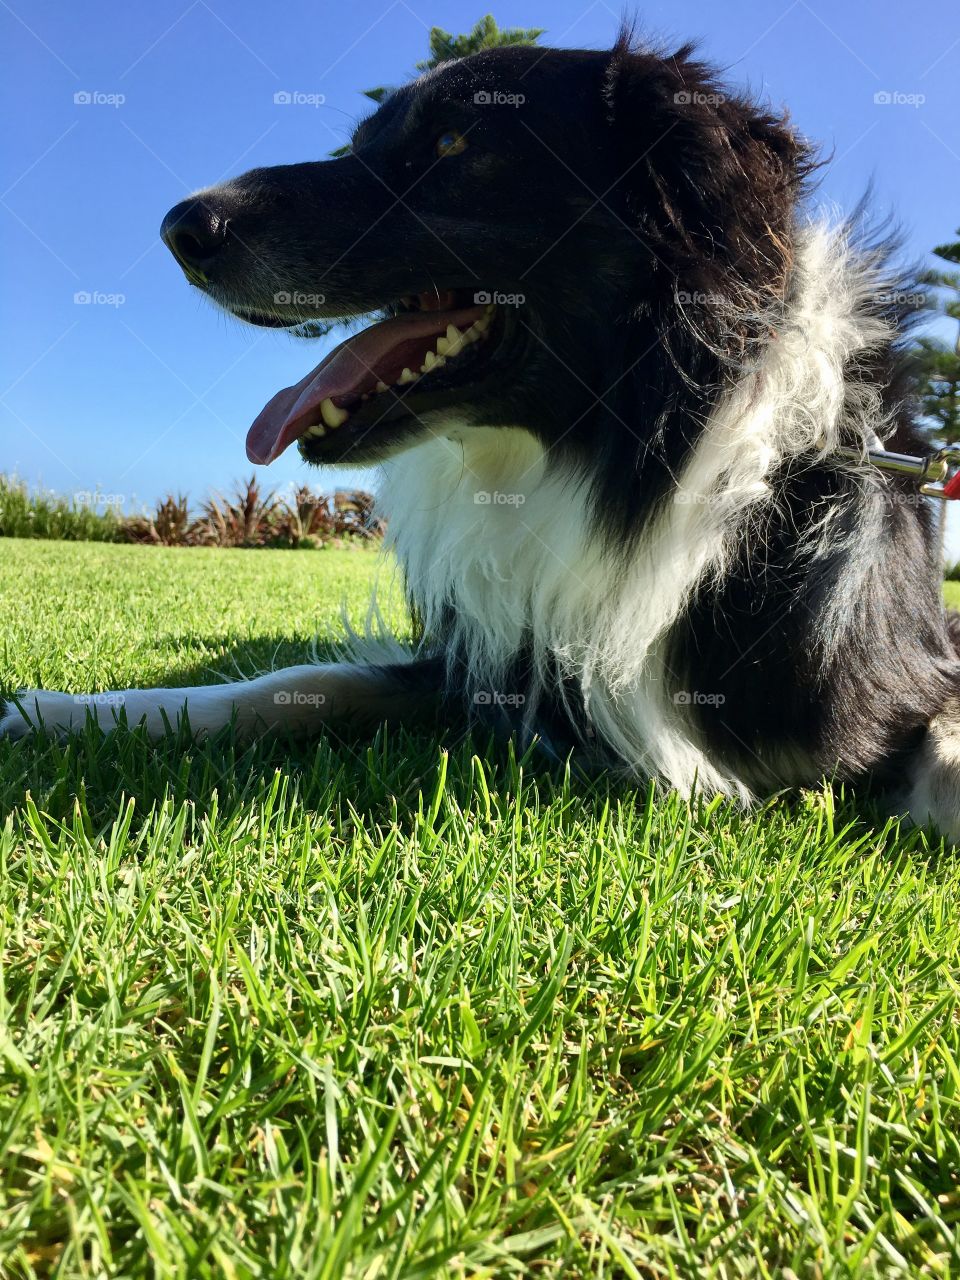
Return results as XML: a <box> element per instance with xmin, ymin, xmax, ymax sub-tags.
<box><xmin>245</xmin><ymin>289</ymin><xmax>506</xmax><ymax>465</ymax></box>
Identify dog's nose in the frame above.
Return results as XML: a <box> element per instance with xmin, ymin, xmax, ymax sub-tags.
<box><xmin>160</xmin><ymin>198</ymin><xmax>227</xmax><ymax>275</ymax></box>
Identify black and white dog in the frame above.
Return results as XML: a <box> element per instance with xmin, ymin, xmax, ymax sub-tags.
<box><xmin>5</xmin><ymin>33</ymin><xmax>960</xmax><ymax>837</ymax></box>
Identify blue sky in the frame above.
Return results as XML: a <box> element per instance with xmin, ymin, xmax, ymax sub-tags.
<box><xmin>2</xmin><ymin>0</ymin><xmax>959</xmax><ymax>536</ymax></box>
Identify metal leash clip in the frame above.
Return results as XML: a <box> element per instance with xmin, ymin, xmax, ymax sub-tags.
<box><xmin>838</xmin><ymin>445</ymin><xmax>960</xmax><ymax>500</ymax></box>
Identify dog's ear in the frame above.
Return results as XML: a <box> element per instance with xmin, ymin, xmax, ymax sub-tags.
<box><xmin>603</xmin><ymin>30</ymin><xmax>816</xmax><ymax>303</ymax></box>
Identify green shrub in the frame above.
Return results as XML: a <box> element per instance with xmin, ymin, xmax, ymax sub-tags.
<box><xmin>0</xmin><ymin>474</ymin><xmax>383</xmax><ymax>548</ymax></box>
<box><xmin>0</xmin><ymin>474</ymin><xmax>121</xmax><ymax>541</ymax></box>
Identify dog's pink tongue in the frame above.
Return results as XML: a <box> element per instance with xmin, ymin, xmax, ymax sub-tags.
<box><xmin>246</xmin><ymin>304</ymin><xmax>485</xmax><ymax>464</ymax></box>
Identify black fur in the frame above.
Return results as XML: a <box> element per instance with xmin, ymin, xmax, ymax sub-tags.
<box><xmin>153</xmin><ymin>31</ymin><xmax>960</xmax><ymax>804</ymax></box>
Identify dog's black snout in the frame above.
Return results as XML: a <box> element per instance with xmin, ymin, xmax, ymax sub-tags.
<box><xmin>160</xmin><ymin>198</ymin><xmax>227</xmax><ymax>275</ymax></box>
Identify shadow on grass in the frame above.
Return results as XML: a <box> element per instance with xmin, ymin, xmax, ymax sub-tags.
<box><xmin>0</xmin><ymin>632</ymin><xmax>926</xmax><ymax>856</ymax></box>
<box><xmin>0</xmin><ymin>631</ymin><xmax>567</xmax><ymax>831</ymax></box>
<box><xmin>97</xmin><ymin>630</ymin><xmax>352</xmax><ymax>691</ymax></box>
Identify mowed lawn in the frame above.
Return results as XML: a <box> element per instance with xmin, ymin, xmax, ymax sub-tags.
<box><xmin>1</xmin><ymin>537</ymin><xmax>959</xmax><ymax>1279</ymax></box>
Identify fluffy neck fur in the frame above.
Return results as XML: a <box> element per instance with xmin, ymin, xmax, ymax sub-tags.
<box><xmin>375</xmin><ymin>222</ymin><xmax>897</xmax><ymax>796</ymax></box>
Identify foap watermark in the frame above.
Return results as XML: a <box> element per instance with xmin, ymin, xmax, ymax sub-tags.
<box><xmin>273</xmin><ymin>90</ymin><xmax>326</xmax><ymax>107</ymax></box>
<box><xmin>74</xmin><ymin>290</ymin><xmax>126</xmax><ymax>307</ymax></box>
<box><xmin>273</xmin><ymin>690</ymin><xmax>326</xmax><ymax>706</ymax></box>
<box><xmin>873</xmin><ymin>90</ymin><xmax>925</xmax><ymax>108</ymax></box>
<box><xmin>873</xmin><ymin>289</ymin><xmax>926</xmax><ymax>307</ymax></box>
<box><xmin>677</xmin><ymin>289</ymin><xmax>725</xmax><ymax>306</ymax></box>
<box><xmin>674</xmin><ymin>90</ymin><xmax>726</xmax><ymax>106</ymax></box>
<box><xmin>274</xmin><ymin>291</ymin><xmax>326</xmax><ymax>307</ymax></box>
<box><xmin>474</xmin><ymin>290</ymin><xmax>524</xmax><ymax>307</ymax></box>
<box><xmin>672</xmin><ymin>490</ymin><xmax>720</xmax><ymax>506</ymax></box>
<box><xmin>474</xmin><ymin>689</ymin><xmax>526</xmax><ymax>707</ymax></box>
<box><xmin>74</xmin><ymin>490</ymin><xmax>125</xmax><ymax>509</ymax></box>
<box><xmin>72</xmin><ymin>692</ymin><xmax>125</xmax><ymax>707</ymax></box>
<box><xmin>473</xmin><ymin>89</ymin><xmax>525</xmax><ymax>107</ymax></box>
<box><xmin>674</xmin><ymin>690</ymin><xmax>726</xmax><ymax>707</ymax></box>
<box><xmin>863</xmin><ymin>490</ymin><xmax>928</xmax><ymax>511</ymax></box>
<box><xmin>74</xmin><ymin>90</ymin><xmax>125</xmax><ymax>108</ymax></box>
<box><xmin>474</xmin><ymin>489</ymin><xmax>525</xmax><ymax>506</ymax></box>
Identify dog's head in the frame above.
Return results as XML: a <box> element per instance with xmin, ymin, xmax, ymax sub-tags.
<box><xmin>161</xmin><ymin>34</ymin><xmax>812</xmax><ymax>470</ymax></box>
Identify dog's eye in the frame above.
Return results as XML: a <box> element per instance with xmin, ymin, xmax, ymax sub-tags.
<box><xmin>435</xmin><ymin>129</ymin><xmax>467</xmax><ymax>158</ymax></box>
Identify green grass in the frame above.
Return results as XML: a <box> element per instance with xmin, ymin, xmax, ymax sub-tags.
<box><xmin>1</xmin><ymin>538</ymin><xmax>959</xmax><ymax>1278</ymax></box>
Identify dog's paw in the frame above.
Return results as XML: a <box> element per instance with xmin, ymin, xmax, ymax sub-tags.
<box><xmin>0</xmin><ymin>690</ymin><xmax>99</xmax><ymax>739</ymax></box>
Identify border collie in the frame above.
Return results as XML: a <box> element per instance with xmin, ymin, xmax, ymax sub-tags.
<box><xmin>5</xmin><ymin>33</ymin><xmax>960</xmax><ymax>839</ymax></box>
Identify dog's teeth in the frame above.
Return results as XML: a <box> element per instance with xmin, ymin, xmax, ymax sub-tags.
<box><xmin>320</xmin><ymin>397</ymin><xmax>349</xmax><ymax>429</ymax></box>
<box><xmin>375</xmin><ymin>381</ymin><xmax>389</xmax><ymax>393</ymax></box>
<box><xmin>444</xmin><ymin>324</ymin><xmax>467</xmax><ymax>356</ymax></box>
<box><xmin>398</xmin><ymin>367</ymin><xmax>417</xmax><ymax>384</ymax></box>
<box><xmin>422</xmin><ymin>350</ymin><xmax>438</xmax><ymax>372</ymax></box>
<box><xmin>306</xmin><ymin>423</ymin><xmax>327</xmax><ymax>438</ymax></box>
<box><xmin>436</xmin><ymin>336</ymin><xmax>450</xmax><ymax>356</ymax></box>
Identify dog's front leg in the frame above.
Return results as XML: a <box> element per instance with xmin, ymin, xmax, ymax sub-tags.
<box><xmin>0</xmin><ymin>659</ymin><xmax>446</xmax><ymax>741</ymax></box>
